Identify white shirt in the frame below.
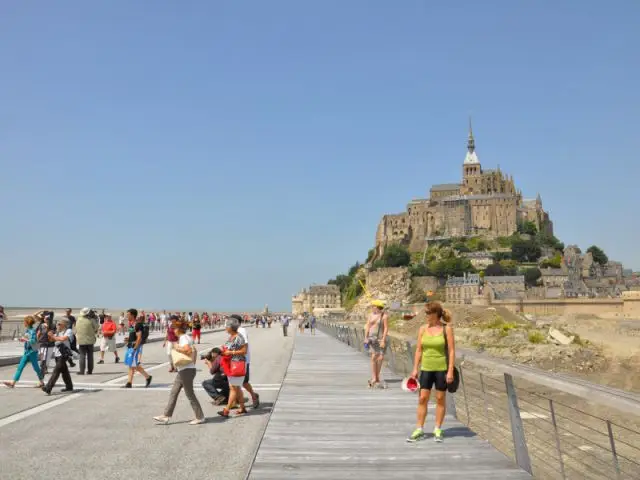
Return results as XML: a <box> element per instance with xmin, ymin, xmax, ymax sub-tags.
<box><xmin>54</xmin><ymin>328</ymin><xmax>74</xmax><ymax>358</ymax></box>
<box><xmin>177</xmin><ymin>334</ymin><xmax>195</xmax><ymax>371</ymax></box>
<box><xmin>238</xmin><ymin>326</ymin><xmax>250</xmax><ymax>364</ymax></box>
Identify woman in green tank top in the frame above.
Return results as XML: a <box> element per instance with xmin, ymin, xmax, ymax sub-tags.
<box><xmin>406</xmin><ymin>301</ymin><xmax>456</xmax><ymax>443</ymax></box>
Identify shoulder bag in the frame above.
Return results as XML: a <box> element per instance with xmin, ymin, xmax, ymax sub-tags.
<box><xmin>443</xmin><ymin>325</ymin><xmax>460</xmax><ymax>393</ymax></box>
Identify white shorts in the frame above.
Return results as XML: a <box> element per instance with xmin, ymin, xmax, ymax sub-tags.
<box><xmin>101</xmin><ymin>336</ymin><xmax>117</xmax><ymax>352</ymax></box>
<box><xmin>228</xmin><ymin>376</ymin><xmax>244</xmax><ymax>387</ymax></box>
<box><xmin>39</xmin><ymin>346</ymin><xmax>54</xmax><ymax>365</ymax></box>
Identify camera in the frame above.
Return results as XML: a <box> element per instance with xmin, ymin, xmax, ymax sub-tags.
<box><xmin>87</xmin><ymin>309</ymin><xmax>98</xmax><ymax>319</ymax></box>
<box><xmin>201</xmin><ymin>351</ymin><xmax>213</xmax><ymax>361</ymax></box>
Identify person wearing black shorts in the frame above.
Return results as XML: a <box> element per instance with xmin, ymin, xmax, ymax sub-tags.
<box><xmin>407</xmin><ymin>301</ymin><xmax>455</xmax><ymax>443</ymax></box>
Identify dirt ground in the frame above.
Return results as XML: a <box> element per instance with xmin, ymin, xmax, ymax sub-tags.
<box><xmin>377</xmin><ymin>305</ymin><xmax>640</xmax><ymax>393</ymax></box>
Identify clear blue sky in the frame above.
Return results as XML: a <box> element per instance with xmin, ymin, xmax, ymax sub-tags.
<box><xmin>1</xmin><ymin>1</ymin><xmax>638</xmax><ymax>311</ymax></box>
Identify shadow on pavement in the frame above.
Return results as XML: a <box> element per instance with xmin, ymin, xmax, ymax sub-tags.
<box><xmin>444</xmin><ymin>426</ymin><xmax>477</xmax><ymax>438</ymax></box>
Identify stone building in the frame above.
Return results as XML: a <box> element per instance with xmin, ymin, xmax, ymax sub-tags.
<box><xmin>536</xmin><ymin>246</ymin><xmax>627</xmax><ymax>299</ymax></box>
<box><xmin>484</xmin><ymin>275</ymin><xmax>526</xmax><ymax>300</ymax></box>
<box><xmin>374</xmin><ymin>121</ymin><xmax>553</xmax><ymax>257</ymax></box>
<box><xmin>445</xmin><ymin>273</ymin><xmax>481</xmax><ymax>305</ymax></box>
<box><xmin>291</xmin><ymin>285</ymin><xmax>341</xmax><ymax>315</ymax></box>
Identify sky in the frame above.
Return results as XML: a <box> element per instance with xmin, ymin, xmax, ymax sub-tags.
<box><xmin>1</xmin><ymin>1</ymin><xmax>639</xmax><ymax>311</ymax></box>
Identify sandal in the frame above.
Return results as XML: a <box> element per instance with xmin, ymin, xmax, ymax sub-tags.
<box><xmin>2</xmin><ymin>381</ymin><xmax>15</xmax><ymax>388</ymax></box>
<box><xmin>234</xmin><ymin>407</ymin><xmax>248</xmax><ymax>417</ymax></box>
<box><xmin>217</xmin><ymin>408</ymin><xmax>230</xmax><ymax>418</ymax></box>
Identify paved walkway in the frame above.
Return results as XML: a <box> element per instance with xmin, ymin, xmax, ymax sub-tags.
<box><xmin>248</xmin><ymin>330</ymin><xmax>531</xmax><ymax>479</ymax></box>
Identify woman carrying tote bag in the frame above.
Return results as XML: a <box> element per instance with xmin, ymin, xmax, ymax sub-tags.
<box><xmin>217</xmin><ymin>316</ymin><xmax>248</xmax><ymax>418</ymax></box>
<box><xmin>153</xmin><ymin>317</ymin><xmax>205</xmax><ymax>425</ymax></box>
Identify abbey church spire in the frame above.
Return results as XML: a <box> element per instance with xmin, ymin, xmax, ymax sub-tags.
<box><xmin>464</xmin><ymin>117</ymin><xmax>480</xmax><ymax>164</ymax></box>
<box><xmin>467</xmin><ymin>117</ymin><xmax>475</xmax><ymax>153</ymax></box>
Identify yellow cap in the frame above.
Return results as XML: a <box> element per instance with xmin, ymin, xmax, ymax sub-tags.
<box><xmin>371</xmin><ymin>300</ymin><xmax>386</xmax><ymax>308</ymax></box>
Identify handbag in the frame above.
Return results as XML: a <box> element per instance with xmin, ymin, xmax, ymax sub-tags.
<box><xmin>229</xmin><ymin>358</ymin><xmax>246</xmax><ymax>377</ymax></box>
<box><xmin>171</xmin><ymin>349</ymin><xmax>194</xmax><ymax>368</ymax></box>
<box><xmin>443</xmin><ymin>325</ymin><xmax>460</xmax><ymax>393</ymax></box>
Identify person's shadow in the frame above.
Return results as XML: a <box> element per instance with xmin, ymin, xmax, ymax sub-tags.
<box><xmin>444</xmin><ymin>426</ymin><xmax>476</xmax><ymax>438</ymax></box>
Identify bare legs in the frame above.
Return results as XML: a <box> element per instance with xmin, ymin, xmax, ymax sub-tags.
<box><xmin>416</xmin><ymin>389</ymin><xmax>446</xmax><ymax>429</ymax></box>
<box><xmin>370</xmin><ymin>352</ymin><xmax>384</xmax><ymax>384</ymax></box>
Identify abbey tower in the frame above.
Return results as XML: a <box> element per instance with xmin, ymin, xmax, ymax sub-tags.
<box><xmin>374</xmin><ymin>121</ymin><xmax>552</xmax><ymax>257</ymax></box>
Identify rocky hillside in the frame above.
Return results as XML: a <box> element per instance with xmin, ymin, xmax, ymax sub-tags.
<box><xmin>347</xmin><ymin>267</ymin><xmax>439</xmax><ymax>317</ymax></box>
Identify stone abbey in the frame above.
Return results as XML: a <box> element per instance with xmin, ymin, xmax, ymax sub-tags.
<box><xmin>374</xmin><ymin>122</ymin><xmax>553</xmax><ymax>256</ymax></box>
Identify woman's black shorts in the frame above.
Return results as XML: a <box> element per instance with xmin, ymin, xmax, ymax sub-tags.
<box><xmin>419</xmin><ymin>370</ymin><xmax>447</xmax><ymax>392</ymax></box>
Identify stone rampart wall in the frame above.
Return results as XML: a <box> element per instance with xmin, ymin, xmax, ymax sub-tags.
<box><xmin>492</xmin><ymin>298</ymin><xmax>623</xmax><ymax>316</ymax></box>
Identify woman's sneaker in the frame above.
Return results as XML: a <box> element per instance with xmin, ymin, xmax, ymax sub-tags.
<box><xmin>406</xmin><ymin>428</ymin><xmax>426</xmax><ymax>443</ymax></box>
<box><xmin>433</xmin><ymin>428</ymin><xmax>444</xmax><ymax>442</ymax></box>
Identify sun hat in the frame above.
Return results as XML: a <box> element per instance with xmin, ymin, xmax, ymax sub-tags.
<box><xmin>80</xmin><ymin>307</ymin><xmax>92</xmax><ymax>316</ymax></box>
<box><xmin>371</xmin><ymin>299</ymin><xmax>386</xmax><ymax>308</ymax></box>
<box><xmin>402</xmin><ymin>377</ymin><xmax>420</xmax><ymax>393</ymax></box>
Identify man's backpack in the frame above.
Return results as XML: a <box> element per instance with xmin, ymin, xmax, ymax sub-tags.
<box><xmin>103</xmin><ymin>320</ymin><xmax>117</xmax><ymax>338</ymax></box>
<box><xmin>141</xmin><ymin>323</ymin><xmax>150</xmax><ymax>344</ymax></box>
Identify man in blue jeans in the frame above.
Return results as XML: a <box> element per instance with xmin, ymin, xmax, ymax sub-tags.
<box><xmin>202</xmin><ymin>347</ymin><xmax>229</xmax><ymax>405</ymax></box>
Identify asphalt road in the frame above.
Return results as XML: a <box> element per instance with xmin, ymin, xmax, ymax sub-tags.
<box><xmin>0</xmin><ymin>325</ymin><xmax>294</xmax><ymax>480</ymax></box>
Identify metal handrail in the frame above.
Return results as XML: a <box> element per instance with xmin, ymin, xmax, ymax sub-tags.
<box><xmin>319</xmin><ymin>321</ymin><xmax>640</xmax><ymax>480</ymax></box>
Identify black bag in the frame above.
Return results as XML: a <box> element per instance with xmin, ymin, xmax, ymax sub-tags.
<box><xmin>141</xmin><ymin>324</ymin><xmax>150</xmax><ymax>344</ymax></box>
<box><xmin>56</xmin><ymin>342</ymin><xmax>72</xmax><ymax>360</ymax></box>
<box><xmin>443</xmin><ymin>325</ymin><xmax>460</xmax><ymax>393</ymax></box>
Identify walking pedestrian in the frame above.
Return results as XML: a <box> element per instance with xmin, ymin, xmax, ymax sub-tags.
<box><xmin>237</xmin><ymin>316</ymin><xmax>260</xmax><ymax>409</ymax></box>
<box><xmin>281</xmin><ymin>316</ymin><xmax>289</xmax><ymax>337</ymax></box>
<box><xmin>76</xmin><ymin>308</ymin><xmax>99</xmax><ymax>375</ymax></box>
<box><xmin>218</xmin><ymin>317</ymin><xmax>248</xmax><ymax>418</ymax></box>
<box><xmin>3</xmin><ymin>316</ymin><xmax>44</xmax><ymax>389</ymax></box>
<box><xmin>42</xmin><ymin>318</ymin><xmax>75</xmax><ymax>394</ymax></box>
<box><xmin>35</xmin><ymin>311</ymin><xmax>55</xmax><ymax>375</ymax></box>
<box><xmin>153</xmin><ymin>317</ymin><xmax>205</xmax><ymax>425</ymax></box>
<box><xmin>122</xmin><ymin>308</ymin><xmax>152</xmax><ymax>389</ymax></box>
<box><xmin>163</xmin><ymin>317</ymin><xmax>179</xmax><ymax>373</ymax></box>
<box><xmin>98</xmin><ymin>315</ymin><xmax>120</xmax><ymax>364</ymax></box>
<box><xmin>192</xmin><ymin>314</ymin><xmax>202</xmax><ymax>344</ymax></box>
<box><xmin>310</xmin><ymin>315</ymin><xmax>317</xmax><ymax>335</ymax></box>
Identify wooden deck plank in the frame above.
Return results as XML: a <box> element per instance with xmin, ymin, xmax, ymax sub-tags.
<box><xmin>248</xmin><ymin>331</ymin><xmax>531</xmax><ymax>479</ymax></box>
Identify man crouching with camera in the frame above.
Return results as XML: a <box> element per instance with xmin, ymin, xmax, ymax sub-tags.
<box><xmin>201</xmin><ymin>348</ymin><xmax>229</xmax><ymax>406</ymax></box>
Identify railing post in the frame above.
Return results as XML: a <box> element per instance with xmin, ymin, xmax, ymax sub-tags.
<box><xmin>446</xmin><ymin>389</ymin><xmax>457</xmax><ymax>419</ymax></box>
<box><xmin>606</xmin><ymin>420</ymin><xmax>622</xmax><ymax>480</ymax></box>
<box><xmin>548</xmin><ymin>399</ymin><xmax>566</xmax><ymax>480</ymax></box>
<box><xmin>479</xmin><ymin>373</ymin><xmax>491</xmax><ymax>437</ymax></box>
<box><xmin>459</xmin><ymin>367</ymin><xmax>471</xmax><ymax>426</ymax></box>
<box><xmin>404</xmin><ymin>341</ymin><xmax>413</xmax><ymax>377</ymax></box>
<box><xmin>504</xmin><ymin>373</ymin><xmax>532</xmax><ymax>475</ymax></box>
<box><xmin>389</xmin><ymin>342</ymin><xmax>396</xmax><ymax>371</ymax></box>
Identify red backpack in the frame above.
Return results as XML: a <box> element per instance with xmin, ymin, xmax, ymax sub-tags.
<box><xmin>103</xmin><ymin>320</ymin><xmax>117</xmax><ymax>337</ymax></box>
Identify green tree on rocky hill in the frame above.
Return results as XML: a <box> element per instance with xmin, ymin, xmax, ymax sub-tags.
<box><xmin>524</xmin><ymin>267</ymin><xmax>542</xmax><ymax>287</ymax></box>
<box><xmin>511</xmin><ymin>237</ymin><xmax>542</xmax><ymax>263</ymax></box>
<box><xmin>587</xmin><ymin>245</ymin><xmax>608</xmax><ymax>265</ymax></box>
<box><xmin>378</xmin><ymin>243</ymin><xmax>411</xmax><ymax>268</ymax></box>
